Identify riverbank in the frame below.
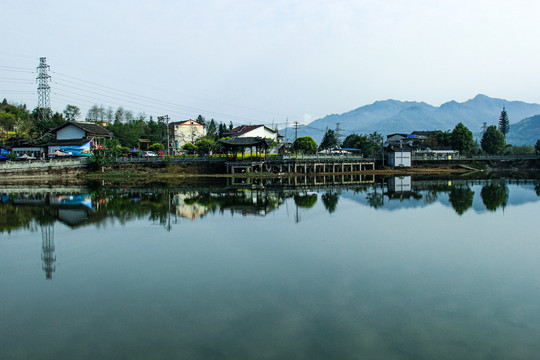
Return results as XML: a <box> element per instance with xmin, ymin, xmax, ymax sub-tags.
<box><xmin>2</xmin><ymin>158</ymin><xmax>540</xmax><ymax>185</ymax></box>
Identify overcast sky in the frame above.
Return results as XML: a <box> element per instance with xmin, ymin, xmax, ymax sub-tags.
<box><xmin>2</xmin><ymin>0</ymin><xmax>539</xmax><ymax>127</ymax></box>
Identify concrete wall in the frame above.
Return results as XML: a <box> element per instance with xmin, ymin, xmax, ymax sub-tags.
<box><xmin>0</xmin><ymin>159</ymin><xmax>88</xmax><ymax>173</ymax></box>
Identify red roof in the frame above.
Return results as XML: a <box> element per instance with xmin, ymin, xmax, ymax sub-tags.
<box><xmin>169</xmin><ymin>120</ymin><xmax>204</xmax><ymax>127</ymax></box>
<box><xmin>225</xmin><ymin>125</ymin><xmax>277</xmax><ymax>137</ymax></box>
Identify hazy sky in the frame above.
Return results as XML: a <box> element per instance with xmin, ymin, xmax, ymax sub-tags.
<box><xmin>2</xmin><ymin>0</ymin><xmax>539</xmax><ymax>127</ymax></box>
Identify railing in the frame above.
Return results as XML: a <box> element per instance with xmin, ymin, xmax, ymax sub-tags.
<box><xmin>412</xmin><ymin>154</ymin><xmax>540</xmax><ymax>161</ymax></box>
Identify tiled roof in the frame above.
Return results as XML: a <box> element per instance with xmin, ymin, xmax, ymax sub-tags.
<box><xmin>52</xmin><ymin>121</ymin><xmax>112</xmax><ymax>137</ymax></box>
<box><xmin>169</xmin><ymin>120</ymin><xmax>204</xmax><ymax>127</ymax></box>
<box><xmin>224</xmin><ymin>125</ymin><xmax>277</xmax><ymax>137</ymax></box>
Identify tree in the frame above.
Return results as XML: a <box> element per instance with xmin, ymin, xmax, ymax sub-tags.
<box><xmin>481</xmin><ymin>125</ymin><xmax>505</xmax><ymax>155</ymax></box>
<box><xmin>148</xmin><ymin>143</ymin><xmax>165</xmax><ymax>152</ymax></box>
<box><xmin>535</xmin><ymin>139</ymin><xmax>540</xmax><ymax>154</ymax></box>
<box><xmin>195</xmin><ymin>138</ymin><xmax>215</xmax><ymax>154</ymax></box>
<box><xmin>450</xmin><ymin>122</ymin><xmax>474</xmax><ymax>154</ymax></box>
<box><xmin>319</xmin><ymin>128</ymin><xmax>338</xmax><ymax>150</ymax></box>
<box><xmin>207</xmin><ymin>119</ymin><xmax>217</xmax><ymax>139</ymax></box>
<box><xmin>63</xmin><ymin>105</ymin><xmax>80</xmax><ymax>121</ymax></box>
<box><xmin>196</xmin><ymin>115</ymin><xmax>206</xmax><ymax>126</ymax></box>
<box><xmin>292</xmin><ymin>136</ymin><xmax>317</xmax><ymax>154</ymax></box>
<box><xmin>498</xmin><ymin>106</ymin><xmax>510</xmax><ymax>136</ymax></box>
<box><xmin>182</xmin><ymin>143</ymin><xmax>197</xmax><ymax>154</ymax></box>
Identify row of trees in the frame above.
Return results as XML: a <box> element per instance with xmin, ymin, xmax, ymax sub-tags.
<box><xmin>291</xmin><ymin>122</ymin><xmax>540</xmax><ymax>156</ymax></box>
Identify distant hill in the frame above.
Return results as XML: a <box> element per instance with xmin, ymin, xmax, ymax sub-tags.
<box><xmin>505</xmin><ymin>115</ymin><xmax>540</xmax><ymax>146</ymax></box>
<box><xmin>281</xmin><ymin>95</ymin><xmax>540</xmax><ymax>145</ymax></box>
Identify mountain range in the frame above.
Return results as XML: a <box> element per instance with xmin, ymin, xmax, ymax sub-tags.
<box><xmin>281</xmin><ymin>95</ymin><xmax>540</xmax><ymax>145</ymax></box>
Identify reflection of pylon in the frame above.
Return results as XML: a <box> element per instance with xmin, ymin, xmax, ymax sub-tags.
<box><xmin>41</xmin><ymin>224</ymin><xmax>56</xmax><ymax>280</ymax></box>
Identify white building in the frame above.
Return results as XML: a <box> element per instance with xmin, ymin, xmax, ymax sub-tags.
<box><xmin>169</xmin><ymin>120</ymin><xmax>206</xmax><ymax>153</ymax></box>
<box><xmin>224</xmin><ymin>125</ymin><xmax>279</xmax><ymax>142</ymax></box>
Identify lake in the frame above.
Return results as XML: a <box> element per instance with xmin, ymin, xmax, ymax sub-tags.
<box><xmin>1</xmin><ymin>176</ymin><xmax>540</xmax><ymax>359</ymax></box>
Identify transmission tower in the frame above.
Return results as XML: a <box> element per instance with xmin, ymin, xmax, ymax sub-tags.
<box><xmin>41</xmin><ymin>224</ymin><xmax>56</xmax><ymax>280</ymax></box>
<box><xmin>36</xmin><ymin>57</ymin><xmax>51</xmax><ymax>122</ymax></box>
<box><xmin>335</xmin><ymin>122</ymin><xmax>343</xmax><ymax>148</ymax></box>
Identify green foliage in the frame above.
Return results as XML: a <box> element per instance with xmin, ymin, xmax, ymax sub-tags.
<box><xmin>182</xmin><ymin>143</ymin><xmax>197</xmax><ymax>153</ymax></box>
<box><xmin>448</xmin><ymin>186</ymin><xmax>474</xmax><ymax>215</ymax></box>
<box><xmin>504</xmin><ymin>145</ymin><xmax>534</xmax><ymax>155</ymax></box>
<box><xmin>498</xmin><ymin>107</ymin><xmax>510</xmax><ymax>136</ymax></box>
<box><xmin>294</xmin><ymin>194</ymin><xmax>318</xmax><ymax>208</ymax></box>
<box><xmin>481</xmin><ymin>184</ymin><xmax>507</xmax><ymax>211</ymax></box>
<box><xmin>536</xmin><ymin>139</ymin><xmax>540</xmax><ymax>154</ymax></box>
<box><xmin>321</xmin><ymin>192</ymin><xmax>339</xmax><ymax>213</ymax></box>
<box><xmin>149</xmin><ymin>143</ymin><xmax>165</xmax><ymax>151</ymax></box>
<box><xmin>63</xmin><ymin>105</ymin><xmax>80</xmax><ymax>121</ymax></box>
<box><xmin>319</xmin><ymin>129</ymin><xmax>339</xmax><ymax>150</ymax></box>
<box><xmin>195</xmin><ymin>138</ymin><xmax>215</xmax><ymax>154</ymax></box>
<box><xmin>342</xmin><ymin>132</ymin><xmax>382</xmax><ymax>157</ymax></box>
<box><xmin>207</xmin><ymin>119</ymin><xmax>217</xmax><ymax>139</ymax></box>
<box><xmin>481</xmin><ymin>125</ymin><xmax>505</xmax><ymax>155</ymax></box>
<box><xmin>292</xmin><ymin>136</ymin><xmax>317</xmax><ymax>154</ymax></box>
<box><xmin>425</xmin><ymin>131</ymin><xmax>451</xmax><ymax>149</ymax></box>
<box><xmin>450</xmin><ymin>122</ymin><xmax>474</xmax><ymax>154</ymax></box>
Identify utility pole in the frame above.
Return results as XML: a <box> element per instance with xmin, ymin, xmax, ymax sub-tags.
<box><xmin>36</xmin><ymin>57</ymin><xmax>51</xmax><ymax>123</ymax></box>
<box><xmin>159</xmin><ymin>115</ymin><xmax>170</xmax><ymax>155</ymax></box>
<box><xmin>293</xmin><ymin>121</ymin><xmax>300</xmax><ymax>141</ymax></box>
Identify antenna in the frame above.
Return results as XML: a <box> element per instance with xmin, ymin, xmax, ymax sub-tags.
<box><xmin>36</xmin><ymin>57</ymin><xmax>51</xmax><ymax>122</ymax></box>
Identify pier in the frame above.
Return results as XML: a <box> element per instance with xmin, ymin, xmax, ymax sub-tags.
<box><xmin>226</xmin><ymin>155</ymin><xmax>376</xmax><ymax>174</ymax></box>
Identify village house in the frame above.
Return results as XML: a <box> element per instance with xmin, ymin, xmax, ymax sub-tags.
<box><xmin>224</xmin><ymin>125</ymin><xmax>280</xmax><ymax>142</ymax></box>
<box><xmin>168</xmin><ymin>119</ymin><xmax>206</xmax><ymax>154</ymax></box>
<box><xmin>45</xmin><ymin>121</ymin><xmax>113</xmax><ymax>157</ymax></box>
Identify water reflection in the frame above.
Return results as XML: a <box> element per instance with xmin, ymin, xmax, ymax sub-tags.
<box><xmin>2</xmin><ymin>177</ymin><xmax>540</xmax><ymax>235</ymax></box>
<box><xmin>2</xmin><ymin>177</ymin><xmax>540</xmax><ymax>358</ymax></box>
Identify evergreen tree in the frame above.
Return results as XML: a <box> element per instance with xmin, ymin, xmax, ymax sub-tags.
<box><xmin>498</xmin><ymin>106</ymin><xmax>510</xmax><ymax>136</ymax></box>
<box><xmin>207</xmin><ymin>119</ymin><xmax>217</xmax><ymax>139</ymax></box>
<box><xmin>319</xmin><ymin>128</ymin><xmax>338</xmax><ymax>150</ymax></box>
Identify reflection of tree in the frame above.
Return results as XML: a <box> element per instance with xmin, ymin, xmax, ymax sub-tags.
<box><xmin>535</xmin><ymin>184</ymin><xmax>540</xmax><ymax>197</ymax></box>
<box><xmin>321</xmin><ymin>192</ymin><xmax>339</xmax><ymax>213</ymax></box>
<box><xmin>366</xmin><ymin>191</ymin><xmax>384</xmax><ymax>209</ymax></box>
<box><xmin>481</xmin><ymin>183</ymin><xmax>507</xmax><ymax>211</ymax></box>
<box><xmin>424</xmin><ymin>190</ymin><xmax>439</xmax><ymax>204</ymax></box>
<box><xmin>294</xmin><ymin>194</ymin><xmax>317</xmax><ymax>208</ymax></box>
<box><xmin>448</xmin><ymin>186</ymin><xmax>474</xmax><ymax>215</ymax></box>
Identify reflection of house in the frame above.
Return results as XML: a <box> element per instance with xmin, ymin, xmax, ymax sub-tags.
<box><xmin>169</xmin><ymin>120</ymin><xmax>206</xmax><ymax>153</ymax></box>
<box><xmin>172</xmin><ymin>192</ymin><xmax>209</xmax><ymax>220</ymax></box>
<box><xmin>388</xmin><ymin>176</ymin><xmax>412</xmax><ymax>193</ymax></box>
<box><xmin>49</xmin><ymin>194</ymin><xmax>94</xmax><ymax>228</ymax></box>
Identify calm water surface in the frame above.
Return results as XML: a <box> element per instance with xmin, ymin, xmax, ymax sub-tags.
<box><xmin>1</xmin><ymin>177</ymin><xmax>540</xmax><ymax>359</ymax></box>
